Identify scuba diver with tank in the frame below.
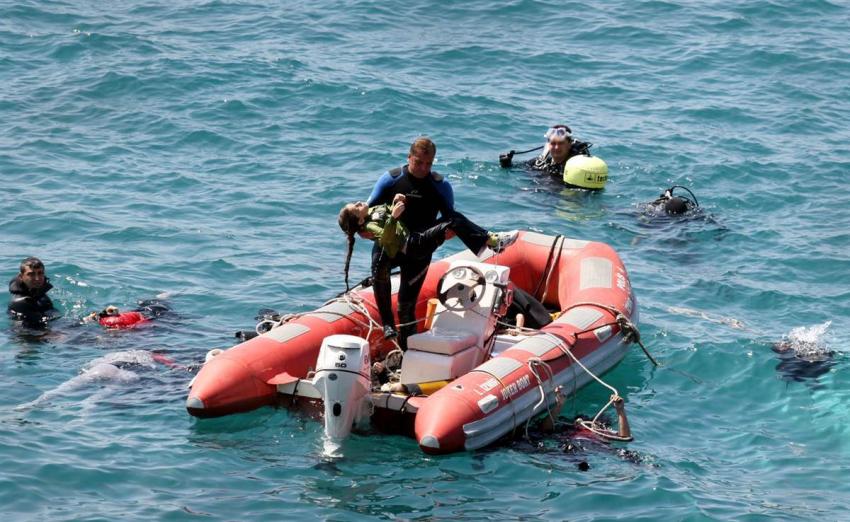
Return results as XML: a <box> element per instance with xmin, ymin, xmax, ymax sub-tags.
<box><xmin>647</xmin><ymin>186</ymin><xmax>700</xmax><ymax>216</ymax></box>
<box><xmin>499</xmin><ymin>124</ymin><xmax>608</xmax><ymax>190</ymax></box>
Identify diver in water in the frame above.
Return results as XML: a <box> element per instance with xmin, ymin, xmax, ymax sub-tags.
<box><xmin>499</xmin><ymin>125</ymin><xmax>606</xmax><ymax>190</ymax></box>
<box><xmin>234</xmin><ymin>308</ymin><xmax>285</xmax><ymax>342</ymax></box>
<box><xmin>539</xmin><ymin>388</ymin><xmax>631</xmax><ymax>439</ymax></box>
<box><xmin>500</xmin><ymin>125</ymin><xmax>591</xmax><ymax>175</ymax></box>
<box><xmin>647</xmin><ymin>186</ymin><xmax>700</xmax><ymax>216</ymax></box>
<box><xmin>510</xmin><ymin>388</ymin><xmax>643</xmax><ymax>470</ymax></box>
<box><xmin>771</xmin><ymin>328</ymin><xmax>836</xmax><ymax>385</ymax></box>
<box><xmin>83</xmin><ymin>298</ymin><xmax>173</xmax><ymax>329</ymax></box>
<box><xmin>7</xmin><ymin>257</ymin><xmax>57</xmax><ymax>328</ymax></box>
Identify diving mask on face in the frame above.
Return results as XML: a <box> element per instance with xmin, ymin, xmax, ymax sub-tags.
<box><xmin>544</xmin><ymin>125</ymin><xmax>572</xmax><ymax>142</ymax></box>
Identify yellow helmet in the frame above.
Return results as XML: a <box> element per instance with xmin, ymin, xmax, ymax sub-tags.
<box><xmin>563</xmin><ymin>155</ymin><xmax>608</xmax><ymax>190</ymax></box>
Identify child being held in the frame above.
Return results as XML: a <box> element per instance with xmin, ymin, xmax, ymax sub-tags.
<box><xmin>338</xmin><ymin>193</ymin><xmax>516</xmax><ymax>340</ymax></box>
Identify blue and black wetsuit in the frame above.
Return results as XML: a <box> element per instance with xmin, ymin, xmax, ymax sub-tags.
<box><xmin>367</xmin><ymin>166</ymin><xmax>455</xmax><ymax>233</ymax></box>
<box><xmin>367</xmin><ymin>165</ymin><xmax>487</xmax><ymax>349</ymax></box>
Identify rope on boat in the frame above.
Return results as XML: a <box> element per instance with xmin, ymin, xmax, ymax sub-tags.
<box><xmin>254</xmin><ymin>313</ymin><xmax>299</xmax><ymax>335</ymax></box>
<box><xmin>254</xmin><ymin>262</ymin><xmax>643</xmax><ymax>440</ymax></box>
<box><xmin>558</xmin><ymin>301</ymin><xmax>658</xmax><ymax>367</ymax></box>
<box><xmin>494</xmin><ymin>299</ymin><xmax>657</xmax><ymax>368</ymax></box>
<box><xmin>336</xmin><ymin>291</ymin><xmax>382</xmax><ymax>340</ymax></box>
<box><xmin>399</xmin><ymin>394</ymin><xmax>414</xmax><ymax>414</ymax></box>
<box><xmin>496</xmin><ymin>328</ymin><xmax>633</xmax><ymax>443</ymax></box>
<box><xmin>538</xmin><ymin>331</ymin><xmax>633</xmax><ymax>442</ymax></box>
<box><xmin>524</xmin><ymin>357</ymin><xmax>556</xmax><ymax>441</ymax></box>
<box><xmin>253</xmin><ymin>291</ymin><xmax>384</xmax><ymax>340</ymax></box>
<box><xmin>377</xmin><ymin>347</ymin><xmax>404</xmax><ymax>386</ymax></box>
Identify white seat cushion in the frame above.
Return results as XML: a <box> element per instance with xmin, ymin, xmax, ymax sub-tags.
<box><xmin>407</xmin><ymin>330</ymin><xmax>478</xmax><ymax>356</ymax></box>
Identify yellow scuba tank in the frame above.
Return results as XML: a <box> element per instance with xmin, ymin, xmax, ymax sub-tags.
<box><xmin>563</xmin><ymin>155</ymin><xmax>608</xmax><ymax>190</ymax></box>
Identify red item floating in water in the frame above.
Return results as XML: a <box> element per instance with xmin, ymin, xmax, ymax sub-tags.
<box><xmin>99</xmin><ymin>311</ymin><xmax>148</xmax><ymax>329</ymax></box>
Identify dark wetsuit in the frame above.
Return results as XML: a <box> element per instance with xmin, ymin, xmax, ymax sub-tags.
<box><xmin>367</xmin><ymin>165</ymin><xmax>455</xmax><ymax>233</ymax></box>
<box><xmin>8</xmin><ymin>275</ymin><xmax>55</xmax><ymax>328</ymax></box>
<box><xmin>526</xmin><ymin>140</ymin><xmax>591</xmax><ymax>180</ymax></box>
<box><xmin>648</xmin><ymin>195</ymin><xmax>694</xmax><ymax>216</ymax></box>
<box><xmin>367</xmin><ymin>165</ymin><xmax>486</xmax><ymax>349</ymax></box>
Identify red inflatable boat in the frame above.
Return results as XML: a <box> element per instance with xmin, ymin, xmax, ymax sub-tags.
<box><xmin>186</xmin><ymin>231</ymin><xmax>639</xmax><ymax>454</ymax></box>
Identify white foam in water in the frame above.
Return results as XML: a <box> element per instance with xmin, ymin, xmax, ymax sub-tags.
<box><xmin>322</xmin><ymin>437</ymin><xmax>344</xmax><ymax>459</ymax></box>
<box><xmin>783</xmin><ymin>321</ymin><xmax>833</xmax><ymax>357</ymax></box>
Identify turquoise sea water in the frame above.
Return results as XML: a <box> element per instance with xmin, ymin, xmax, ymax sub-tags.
<box><xmin>2</xmin><ymin>0</ymin><xmax>850</xmax><ymax>519</ymax></box>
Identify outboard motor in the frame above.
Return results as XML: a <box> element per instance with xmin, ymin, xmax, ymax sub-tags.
<box><xmin>312</xmin><ymin>335</ymin><xmax>371</xmax><ymax>441</ymax></box>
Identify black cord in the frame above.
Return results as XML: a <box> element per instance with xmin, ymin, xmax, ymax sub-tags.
<box><xmin>669</xmin><ymin>185</ymin><xmax>700</xmax><ymax>207</ymax></box>
<box><xmin>512</xmin><ymin>145</ymin><xmax>545</xmax><ymax>156</ymax></box>
<box><xmin>533</xmin><ymin>235</ymin><xmax>562</xmax><ymax>300</ymax></box>
<box><xmin>499</xmin><ymin>145</ymin><xmax>545</xmax><ymax>168</ymax></box>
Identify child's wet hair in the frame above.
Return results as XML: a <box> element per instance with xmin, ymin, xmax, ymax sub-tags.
<box><xmin>338</xmin><ymin>203</ymin><xmax>362</xmax><ymax>234</ymax></box>
<box><xmin>338</xmin><ymin>203</ymin><xmax>361</xmax><ymax>291</ymax></box>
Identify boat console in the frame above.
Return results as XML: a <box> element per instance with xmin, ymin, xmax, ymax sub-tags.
<box><xmin>399</xmin><ymin>260</ymin><xmax>511</xmax><ymax>385</ymax></box>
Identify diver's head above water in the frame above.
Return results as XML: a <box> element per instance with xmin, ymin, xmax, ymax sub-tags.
<box><xmin>18</xmin><ymin>257</ymin><xmax>47</xmax><ymax>291</ymax></box>
<box><xmin>544</xmin><ymin>125</ymin><xmax>573</xmax><ymax>164</ymax></box>
<box><xmin>664</xmin><ymin>196</ymin><xmax>689</xmax><ymax>215</ymax></box>
<box><xmin>101</xmin><ymin>305</ymin><xmax>120</xmax><ymax>317</ymax></box>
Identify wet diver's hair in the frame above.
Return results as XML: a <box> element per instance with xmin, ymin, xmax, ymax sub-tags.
<box><xmin>97</xmin><ymin>305</ymin><xmax>120</xmax><ymax>319</ymax></box>
<box><xmin>19</xmin><ymin>256</ymin><xmax>45</xmax><ymax>273</ymax></box>
<box><xmin>409</xmin><ymin>136</ymin><xmax>436</xmax><ymax>157</ymax></box>
<box><xmin>338</xmin><ymin>204</ymin><xmax>363</xmax><ymax>292</ymax></box>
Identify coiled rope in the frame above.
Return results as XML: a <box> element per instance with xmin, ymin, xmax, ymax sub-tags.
<box><xmin>538</xmin><ymin>331</ymin><xmax>632</xmax><ymax>442</ymax></box>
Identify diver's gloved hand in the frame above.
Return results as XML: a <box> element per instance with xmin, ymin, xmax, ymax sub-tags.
<box><xmin>499</xmin><ymin>150</ymin><xmax>515</xmax><ymax>168</ymax></box>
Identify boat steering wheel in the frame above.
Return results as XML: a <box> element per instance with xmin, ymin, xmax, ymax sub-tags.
<box><xmin>437</xmin><ymin>265</ymin><xmax>487</xmax><ymax>312</ymax></box>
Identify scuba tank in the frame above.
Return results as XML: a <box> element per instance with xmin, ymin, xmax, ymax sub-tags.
<box><xmin>653</xmin><ymin>186</ymin><xmax>699</xmax><ymax>215</ymax></box>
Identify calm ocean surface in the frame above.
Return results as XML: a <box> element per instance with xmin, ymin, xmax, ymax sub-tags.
<box><xmin>2</xmin><ymin>1</ymin><xmax>850</xmax><ymax>520</ymax></box>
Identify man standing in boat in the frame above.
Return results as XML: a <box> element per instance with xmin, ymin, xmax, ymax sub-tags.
<box><xmin>365</xmin><ymin>137</ymin><xmax>514</xmax><ymax>350</ymax></box>
<box><xmin>366</xmin><ymin>137</ymin><xmax>453</xmax><ymax>349</ymax></box>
